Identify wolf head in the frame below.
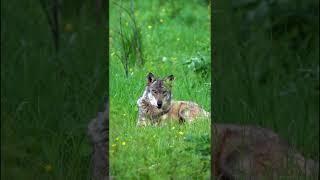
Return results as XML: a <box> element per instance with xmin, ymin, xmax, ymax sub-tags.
<box><xmin>145</xmin><ymin>72</ymin><xmax>174</xmax><ymax>110</ymax></box>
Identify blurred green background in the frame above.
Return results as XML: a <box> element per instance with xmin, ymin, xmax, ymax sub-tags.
<box><xmin>1</xmin><ymin>0</ymin><xmax>107</xmax><ymax>179</ymax></box>
<box><xmin>214</xmin><ymin>0</ymin><xmax>319</xmax><ymax>160</ymax></box>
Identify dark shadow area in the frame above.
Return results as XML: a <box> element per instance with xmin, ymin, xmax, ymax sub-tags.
<box><xmin>1</xmin><ymin>1</ymin><xmax>107</xmax><ymax>179</ymax></box>
<box><xmin>213</xmin><ymin>0</ymin><xmax>319</xmax><ymax>179</ymax></box>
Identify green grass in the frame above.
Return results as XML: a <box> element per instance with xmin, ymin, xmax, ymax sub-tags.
<box><xmin>1</xmin><ymin>1</ymin><xmax>106</xmax><ymax>179</ymax></box>
<box><xmin>213</xmin><ymin>0</ymin><xmax>319</xmax><ymax>160</ymax></box>
<box><xmin>2</xmin><ymin>0</ymin><xmax>318</xmax><ymax>179</ymax></box>
<box><xmin>109</xmin><ymin>0</ymin><xmax>211</xmax><ymax>178</ymax></box>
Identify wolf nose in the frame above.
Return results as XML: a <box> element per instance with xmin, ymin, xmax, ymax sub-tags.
<box><xmin>157</xmin><ymin>101</ymin><xmax>162</xmax><ymax>108</ymax></box>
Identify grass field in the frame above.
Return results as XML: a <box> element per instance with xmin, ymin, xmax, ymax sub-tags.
<box><xmin>1</xmin><ymin>1</ymin><xmax>106</xmax><ymax>179</ymax></box>
<box><xmin>213</xmin><ymin>0</ymin><xmax>319</xmax><ymax>161</ymax></box>
<box><xmin>109</xmin><ymin>0</ymin><xmax>211</xmax><ymax>178</ymax></box>
<box><xmin>2</xmin><ymin>0</ymin><xmax>318</xmax><ymax>179</ymax></box>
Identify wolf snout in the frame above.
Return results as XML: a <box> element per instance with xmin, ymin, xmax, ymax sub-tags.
<box><xmin>157</xmin><ymin>101</ymin><xmax>162</xmax><ymax>108</ymax></box>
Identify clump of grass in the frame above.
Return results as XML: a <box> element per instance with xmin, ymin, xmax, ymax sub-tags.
<box><xmin>183</xmin><ymin>51</ymin><xmax>211</xmax><ymax>79</ymax></box>
<box><xmin>112</xmin><ymin>0</ymin><xmax>144</xmax><ymax>78</ymax></box>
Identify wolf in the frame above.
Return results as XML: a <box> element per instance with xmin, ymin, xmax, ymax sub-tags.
<box><xmin>136</xmin><ymin>72</ymin><xmax>210</xmax><ymax>126</ymax></box>
<box><xmin>87</xmin><ymin>100</ymin><xmax>108</xmax><ymax>180</ymax></box>
<box><xmin>213</xmin><ymin>123</ymin><xmax>319</xmax><ymax>179</ymax></box>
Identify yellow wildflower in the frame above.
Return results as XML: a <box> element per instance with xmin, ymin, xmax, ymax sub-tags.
<box><xmin>44</xmin><ymin>164</ymin><xmax>53</xmax><ymax>172</ymax></box>
<box><xmin>160</xmin><ymin>19</ymin><xmax>164</xmax><ymax>23</ymax></box>
<box><xmin>148</xmin><ymin>25</ymin><xmax>152</xmax><ymax>29</ymax></box>
<box><xmin>178</xmin><ymin>131</ymin><xmax>184</xmax><ymax>135</ymax></box>
<box><xmin>64</xmin><ymin>23</ymin><xmax>73</xmax><ymax>32</ymax></box>
<box><xmin>122</xmin><ymin>142</ymin><xmax>126</xmax><ymax>146</ymax></box>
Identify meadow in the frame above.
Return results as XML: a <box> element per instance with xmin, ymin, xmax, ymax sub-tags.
<box><xmin>213</xmin><ymin>0</ymin><xmax>319</xmax><ymax>162</ymax></box>
<box><xmin>109</xmin><ymin>0</ymin><xmax>211</xmax><ymax>178</ymax></box>
<box><xmin>1</xmin><ymin>1</ymin><xmax>106</xmax><ymax>179</ymax></box>
<box><xmin>2</xmin><ymin>0</ymin><xmax>318</xmax><ymax>179</ymax></box>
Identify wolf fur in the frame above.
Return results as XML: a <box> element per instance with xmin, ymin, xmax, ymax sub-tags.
<box><xmin>87</xmin><ymin>101</ymin><xmax>108</xmax><ymax>180</ymax></box>
<box><xmin>213</xmin><ymin>123</ymin><xmax>319</xmax><ymax>179</ymax></box>
<box><xmin>86</xmin><ymin>104</ymin><xmax>319</xmax><ymax>179</ymax></box>
<box><xmin>137</xmin><ymin>72</ymin><xmax>210</xmax><ymax>126</ymax></box>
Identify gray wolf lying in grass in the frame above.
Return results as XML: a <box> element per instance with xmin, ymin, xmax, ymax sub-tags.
<box><xmin>213</xmin><ymin>123</ymin><xmax>319</xmax><ymax>179</ymax></box>
<box><xmin>86</xmin><ymin>101</ymin><xmax>318</xmax><ymax>179</ymax></box>
<box><xmin>137</xmin><ymin>72</ymin><xmax>210</xmax><ymax>126</ymax></box>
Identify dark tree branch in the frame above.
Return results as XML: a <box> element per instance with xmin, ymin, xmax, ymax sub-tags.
<box><xmin>39</xmin><ymin>0</ymin><xmax>60</xmax><ymax>52</ymax></box>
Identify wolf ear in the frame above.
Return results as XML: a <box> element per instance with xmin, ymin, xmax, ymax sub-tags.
<box><xmin>164</xmin><ymin>75</ymin><xmax>174</xmax><ymax>88</ymax></box>
<box><xmin>165</xmin><ymin>75</ymin><xmax>174</xmax><ymax>81</ymax></box>
<box><xmin>147</xmin><ymin>72</ymin><xmax>155</xmax><ymax>85</ymax></box>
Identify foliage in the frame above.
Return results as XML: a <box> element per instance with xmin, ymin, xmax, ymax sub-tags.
<box><xmin>231</xmin><ymin>0</ymin><xmax>319</xmax><ymax>50</ymax></box>
<box><xmin>112</xmin><ymin>1</ymin><xmax>144</xmax><ymax>78</ymax></box>
<box><xmin>110</xmin><ymin>0</ymin><xmax>211</xmax><ymax>178</ymax></box>
<box><xmin>213</xmin><ymin>0</ymin><xmax>319</xmax><ymax>161</ymax></box>
<box><xmin>1</xmin><ymin>1</ymin><xmax>106</xmax><ymax>179</ymax></box>
<box><xmin>183</xmin><ymin>52</ymin><xmax>211</xmax><ymax>79</ymax></box>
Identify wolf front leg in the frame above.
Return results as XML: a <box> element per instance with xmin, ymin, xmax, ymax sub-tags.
<box><xmin>137</xmin><ymin>116</ymin><xmax>148</xmax><ymax>127</ymax></box>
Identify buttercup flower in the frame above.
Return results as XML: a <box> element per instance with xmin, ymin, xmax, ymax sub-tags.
<box><xmin>44</xmin><ymin>164</ymin><xmax>53</xmax><ymax>172</ymax></box>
